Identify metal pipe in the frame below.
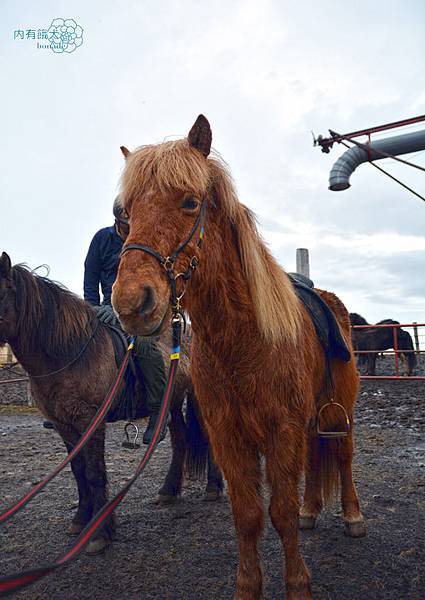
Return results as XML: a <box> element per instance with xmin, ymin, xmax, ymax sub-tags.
<box><xmin>329</xmin><ymin>129</ymin><xmax>425</xmax><ymax>190</ymax></box>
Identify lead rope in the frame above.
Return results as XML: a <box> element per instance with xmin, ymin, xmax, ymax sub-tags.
<box><xmin>0</xmin><ymin>336</ymin><xmax>135</xmax><ymax>526</ymax></box>
<box><xmin>0</xmin><ymin>317</ymin><xmax>182</xmax><ymax>597</ymax></box>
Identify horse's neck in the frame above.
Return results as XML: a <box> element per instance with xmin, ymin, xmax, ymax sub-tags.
<box><xmin>9</xmin><ymin>283</ymin><xmax>91</xmax><ymax>377</ymax></box>
<box><xmin>7</xmin><ymin>336</ymin><xmax>49</xmax><ymax>377</ymax></box>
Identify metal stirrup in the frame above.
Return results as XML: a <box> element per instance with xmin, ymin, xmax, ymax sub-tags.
<box><xmin>317</xmin><ymin>400</ymin><xmax>350</xmax><ymax>439</ymax></box>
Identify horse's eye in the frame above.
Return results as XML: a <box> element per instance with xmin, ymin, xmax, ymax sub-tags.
<box><xmin>181</xmin><ymin>196</ymin><xmax>199</xmax><ymax>211</ymax></box>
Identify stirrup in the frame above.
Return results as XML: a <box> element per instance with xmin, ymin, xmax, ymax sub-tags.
<box><xmin>121</xmin><ymin>421</ymin><xmax>140</xmax><ymax>449</ymax></box>
<box><xmin>317</xmin><ymin>400</ymin><xmax>350</xmax><ymax>439</ymax></box>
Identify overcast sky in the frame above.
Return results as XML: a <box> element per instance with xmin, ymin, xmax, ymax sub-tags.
<box><xmin>1</xmin><ymin>0</ymin><xmax>424</xmax><ymax>327</ymax></box>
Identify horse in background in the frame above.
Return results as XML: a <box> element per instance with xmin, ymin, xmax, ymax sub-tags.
<box><xmin>112</xmin><ymin>115</ymin><xmax>365</xmax><ymax>599</ymax></box>
<box><xmin>349</xmin><ymin>313</ymin><xmax>370</xmax><ymax>370</ymax></box>
<box><xmin>350</xmin><ymin>313</ymin><xmax>416</xmax><ymax>376</ymax></box>
<box><xmin>0</xmin><ymin>253</ymin><xmax>223</xmax><ymax>555</ymax></box>
<box><xmin>349</xmin><ymin>313</ymin><xmax>368</xmax><ymax>326</ymax></box>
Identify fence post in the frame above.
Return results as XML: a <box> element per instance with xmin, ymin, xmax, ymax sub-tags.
<box><xmin>296</xmin><ymin>248</ymin><xmax>310</xmax><ymax>278</ymax></box>
<box><xmin>413</xmin><ymin>322</ymin><xmax>420</xmax><ymax>354</ymax></box>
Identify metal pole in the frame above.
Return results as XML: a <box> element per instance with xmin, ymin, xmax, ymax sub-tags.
<box><xmin>413</xmin><ymin>322</ymin><xmax>420</xmax><ymax>353</ymax></box>
<box><xmin>316</xmin><ymin>114</ymin><xmax>425</xmax><ymax>152</ymax></box>
<box><xmin>392</xmin><ymin>325</ymin><xmax>399</xmax><ymax>376</ymax></box>
<box><xmin>296</xmin><ymin>248</ymin><xmax>310</xmax><ymax>278</ymax></box>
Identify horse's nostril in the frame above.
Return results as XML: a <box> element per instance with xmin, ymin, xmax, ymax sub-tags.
<box><xmin>139</xmin><ymin>286</ymin><xmax>156</xmax><ymax>317</ymax></box>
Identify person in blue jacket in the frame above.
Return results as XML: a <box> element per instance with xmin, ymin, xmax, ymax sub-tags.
<box><xmin>83</xmin><ymin>197</ymin><xmax>167</xmax><ymax>444</ymax></box>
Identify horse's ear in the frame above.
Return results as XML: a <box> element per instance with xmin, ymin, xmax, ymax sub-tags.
<box><xmin>0</xmin><ymin>252</ymin><xmax>12</xmax><ymax>280</ymax></box>
<box><xmin>188</xmin><ymin>114</ymin><xmax>212</xmax><ymax>158</ymax></box>
<box><xmin>120</xmin><ymin>146</ymin><xmax>131</xmax><ymax>159</ymax></box>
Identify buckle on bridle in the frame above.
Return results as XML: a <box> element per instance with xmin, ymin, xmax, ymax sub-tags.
<box><xmin>163</xmin><ymin>257</ymin><xmax>174</xmax><ymax>271</ymax></box>
<box><xmin>189</xmin><ymin>256</ymin><xmax>199</xmax><ymax>269</ymax></box>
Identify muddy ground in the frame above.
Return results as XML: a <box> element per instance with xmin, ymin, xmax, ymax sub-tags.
<box><xmin>0</xmin><ymin>371</ymin><xmax>424</xmax><ymax>599</ymax></box>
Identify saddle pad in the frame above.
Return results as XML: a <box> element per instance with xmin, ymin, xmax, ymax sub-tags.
<box><xmin>288</xmin><ymin>274</ymin><xmax>351</xmax><ymax>363</ymax></box>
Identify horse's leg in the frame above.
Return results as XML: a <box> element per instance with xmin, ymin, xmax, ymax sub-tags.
<box><xmin>299</xmin><ymin>430</ymin><xmax>322</xmax><ymax>530</ymax></box>
<box><xmin>81</xmin><ymin>426</ymin><xmax>112</xmax><ymax>555</ymax></box>
<box><xmin>400</xmin><ymin>352</ymin><xmax>408</xmax><ymax>375</ymax></box>
<box><xmin>338</xmin><ymin>433</ymin><xmax>366</xmax><ymax>538</ymax></box>
<box><xmin>65</xmin><ymin>443</ymin><xmax>91</xmax><ymax>534</ymax></box>
<box><xmin>158</xmin><ymin>405</ymin><xmax>186</xmax><ymax>503</ymax></box>
<box><xmin>368</xmin><ymin>352</ymin><xmax>376</xmax><ymax>376</ymax></box>
<box><xmin>205</xmin><ymin>449</ymin><xmax>224</xmax><ymax>501</ymax></box>
<box><xmin>55</xmin><ymin>423</ymin><xmax>91</xmax><ymax>534</ymax></box>
<box><xmin>266</xmin><ymin>440</ymin><xmax>312</xmax><ymax>600</ymax></box>
<box><xmin>216</xmin><ymin>440</ymin><xmax>263</xmax><ymax>600</ymax></box>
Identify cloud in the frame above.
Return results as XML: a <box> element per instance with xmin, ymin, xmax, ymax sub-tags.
<box><xmin>0</xmin><ymin>0</ymin><xmax>424</xmax><ymax>327</ymax></box>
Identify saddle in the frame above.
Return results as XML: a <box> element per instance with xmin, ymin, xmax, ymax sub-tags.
<box><xmin>104</xmin><ymin>325</ymin><xmax>148</xmax><ymax>423</ymax></box>
<box><xmin>288</xmin><ymin>275</ymin><xmax>353</xmax><ymax>438</ymax></box>
<box><xmin>288</xmin><ymin>273</ymin><xmax>351</xmax><ymax>364</ymax></box>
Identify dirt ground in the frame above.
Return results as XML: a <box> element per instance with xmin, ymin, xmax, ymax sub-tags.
<box><xmin>0</xmin><ymin>372</ymin><xmax>424</xmax><ymax>599</ymax></box>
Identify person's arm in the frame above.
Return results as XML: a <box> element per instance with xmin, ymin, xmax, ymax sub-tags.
<box><xmin>84</xmin><ymin>232</ymin><xmax>102</xmax><ymax>305</ymax></box>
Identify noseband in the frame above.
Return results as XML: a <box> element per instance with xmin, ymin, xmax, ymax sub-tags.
<box><xmin>121</xmin><ymin>199</ymin><xmax>207</xmax><ymax>318</ymax></box>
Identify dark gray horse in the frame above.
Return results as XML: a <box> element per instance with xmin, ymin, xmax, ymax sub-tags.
<box><xmin>350</xmin><ymin>313</ymin><xmax>416</xmax><ymax>375</ymax></box>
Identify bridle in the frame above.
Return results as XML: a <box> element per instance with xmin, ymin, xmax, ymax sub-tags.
<box><xmin>121</xmin><ymin>198</ymin><xmax>207</xmax><ymax>319</ymax></box>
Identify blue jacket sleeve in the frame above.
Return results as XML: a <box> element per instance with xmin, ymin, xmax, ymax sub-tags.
<box><xmin>84</xmin><ymin>232</ymin><xmax>102</xmax><ymax>305</ymax></box>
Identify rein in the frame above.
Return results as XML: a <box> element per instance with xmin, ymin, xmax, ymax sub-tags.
<box><xmin>0</xmin><ymin>200</ymin><xmax>206</xmax><ymax>596</ymax></box>
<box><xmin>121</xmin><ymin>199</ymin><xmax>206</xmax><ymax>316</ymax></box>
<box><xmin>0</xmin><ymin>318</ymin><xmax>182</xmax><ymax>597</ymax></box>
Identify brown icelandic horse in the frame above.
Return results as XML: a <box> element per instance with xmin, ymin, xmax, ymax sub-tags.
<box><xmin>112</xmin><ymin>115</ymin><xmax>365</xmax><ymax>599</ymax></box>
<box><xmin>0</xmin><ymin>253</ymin><xmax>222</xmax><ymax>555</ymax></box>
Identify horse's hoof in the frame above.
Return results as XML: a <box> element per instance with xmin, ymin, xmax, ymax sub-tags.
<box><xmin>157</xmin><ymin>493</ymin><xmax>180</xmax><ymax>505</ymax></box>
<box><xmin>203</xmin><ymin>490</ymin><xmax>222</xmax><ymax>502</ymax></box>
<box><xmin>85</xmin><ymin>537</ymin><xmax>108</xmax><ymax>555</ymax></box>
<box><xmin>68</xmin><ymin>522</ymin><xmax>84</xmax><ymax>536</ymax></box>
<box><xmin>299</xmin><ymin>515</ymin><xmax>317</xmax><ymax>530</ymax></box>
<box><xmin>344</xmin><ymin>519</ymin><xmax>366</xmax><ymax>538</ymax></box>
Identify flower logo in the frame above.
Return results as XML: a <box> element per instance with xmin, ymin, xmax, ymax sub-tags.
<box><xmin>47</xmin><ymin>18</ymin><xmax>83</xmax><ymax>53</ymax></box>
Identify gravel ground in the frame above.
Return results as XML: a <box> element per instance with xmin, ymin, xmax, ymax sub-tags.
<box><xmin>0</xmin><ymin>369</ymin><xmax>424</xmax><ymax>599</ymax></box>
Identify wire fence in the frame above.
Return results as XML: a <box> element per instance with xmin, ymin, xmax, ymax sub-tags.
<box><xmin>1</xmin><ymin>322</ymin><xmax>424</xmax><ymax>396</ymax></box>
<box><xmin>351</xmin><ymin>322</ymin><xmax>425</xmax><ymax>381</ymax></box>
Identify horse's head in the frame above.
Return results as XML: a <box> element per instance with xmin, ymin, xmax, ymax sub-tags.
<box><xmin>112</xmin><ymin>115</ymin><xmax>213</xmax><ymax>336</ymax></box>
<box><xmin>0</xmin><ymin>252</ymin><xmax>17</xmax><ymax>345</ymax></box>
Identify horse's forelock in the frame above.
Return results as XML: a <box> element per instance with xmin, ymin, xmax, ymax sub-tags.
<box><xmin>121</xmin><ymin>140</ymin><xmax>211</xmax><ymax>206</ymax></box>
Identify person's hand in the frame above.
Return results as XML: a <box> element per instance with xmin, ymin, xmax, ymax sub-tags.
<box><xmin>93</xmin><ymin>304</ymin><xmax>120</xmax><ymax>326</ymax></box>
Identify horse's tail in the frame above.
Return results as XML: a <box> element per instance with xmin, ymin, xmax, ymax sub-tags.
<box><xmin>318</xmin><ymin>437</ymin><xmax>343</xmax><ymax>505</ymax></box>
<box><xmin>185</xmin><ymin>388</ymin><xmax>209</xmax><ymax>479</ymax></box>
<box><xmin>407</xmin><ymin>349</ymin><xmax>417</xmax><ymax>375</ymax></box>
<box><xmin>316</xmin><ymin>381</ymin><xmax>356</xmax><ymax>505</ymax></box>
<box><xmin>399</xmin><ymin>330</ymin><xmax>417</xmax><ymax>374</ymax></box>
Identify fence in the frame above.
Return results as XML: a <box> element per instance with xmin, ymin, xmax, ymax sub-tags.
<box><xmin>0</xmin><ymin>346</ymin><xmax>33</xmax><ymax>406</ymax></box>
<box><xmin>351</xmin><ymin>322</ymin><xmax>425</xmax><ymax>381</ymax></box>
<box><xmin>1</xmin><ymin>320</ymin><xmax>424</xmax><ymax>407</ymax></box>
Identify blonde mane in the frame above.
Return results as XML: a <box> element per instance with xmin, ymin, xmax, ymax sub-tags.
<box><xmin>121</xmin><ymin>140</ymin><xmax>302</xmax><ymax>345</ymax></box>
